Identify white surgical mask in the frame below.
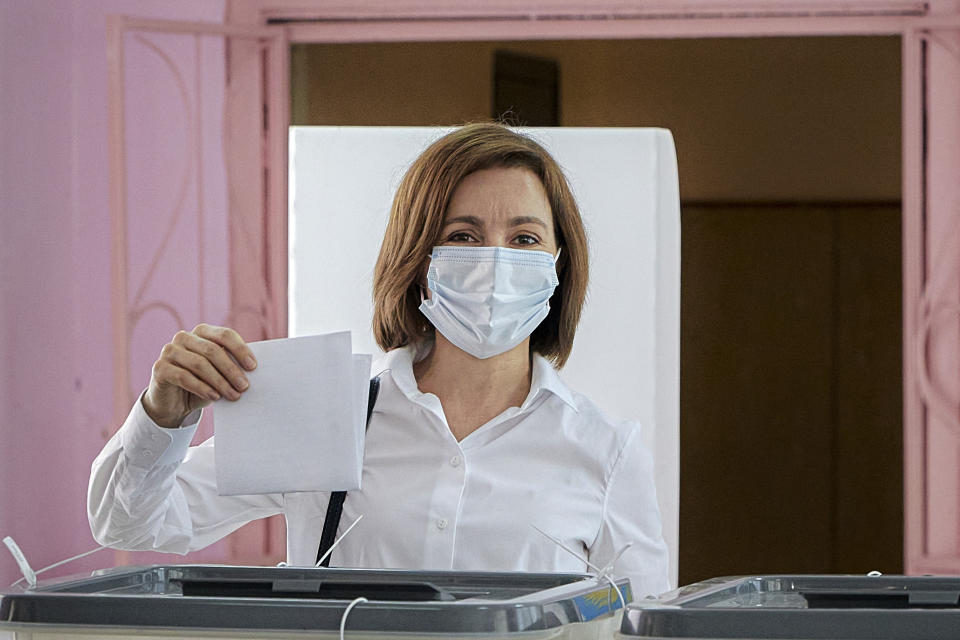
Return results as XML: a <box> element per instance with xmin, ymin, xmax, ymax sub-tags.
<box><xmin>419</xmin><ymin>246</ymin><xmax>560</xmax><ymax>359</ymax></box>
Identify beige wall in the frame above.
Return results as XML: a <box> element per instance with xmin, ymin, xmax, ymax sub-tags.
<box><xmin>292</xmin><ymin>36</ymin><xmax>900</xmax><ymax>202</ymax></box>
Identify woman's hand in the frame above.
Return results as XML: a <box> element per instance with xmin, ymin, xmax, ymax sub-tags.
<box><xmin>142</xmin><ymin>324</ymin><xmax>257</xmax><ymax>428</ymax></box>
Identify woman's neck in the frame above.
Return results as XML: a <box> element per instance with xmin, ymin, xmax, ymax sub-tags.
<box><xmin>413</xmin><ymin>335</ymin><xmax>532</xmax><ymax>441</ymax></box>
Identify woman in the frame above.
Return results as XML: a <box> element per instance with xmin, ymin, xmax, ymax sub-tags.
<box><xmin>88</xmin><ymin>123</ymin><xmax>670</xmax><ymax>597</ymax></box>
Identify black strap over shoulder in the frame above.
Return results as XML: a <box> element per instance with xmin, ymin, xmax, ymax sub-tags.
<box><xmin>316</xmin><ymin>376</ymin><xmax>380</xmax><ymax>566</ymax></box>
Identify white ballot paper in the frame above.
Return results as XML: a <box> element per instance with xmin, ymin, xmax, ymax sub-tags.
<box><xmin>214</xmin><ymin>332</ymin><xmax>372</xmax><ymax>496</ymax></box>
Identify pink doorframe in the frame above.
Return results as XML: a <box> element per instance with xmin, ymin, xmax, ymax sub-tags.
<box><xmin>223</xmin><ymin>0</ymin><xmax>960</xmax><ymax>575</ymax></box>
<box><xmin>107</xmin><ymin>14</ymin><xmax>289</xmax><ymax>567</ymax></box>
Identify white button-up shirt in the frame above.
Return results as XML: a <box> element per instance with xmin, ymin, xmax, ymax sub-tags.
<box><xmin>88</xmin><ymin>346</ymin><xmax>670</xmax><ymax>596</ymax></box>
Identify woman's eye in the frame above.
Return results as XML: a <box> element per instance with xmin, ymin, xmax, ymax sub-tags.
<box><xmin>514</xmin><ymin>234</ymin><xmax>540</xmax><ymax>246</ymax></box>
<box><xmin>447</xmin><ymin>231</ymin><xmax>477</xmax><ymax>243</ymax></box>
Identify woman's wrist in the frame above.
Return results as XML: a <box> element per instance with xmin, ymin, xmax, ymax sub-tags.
<box><xmin>141</xmin><ymin>392</ymin><xmax>188</xmax><ymax>429</ymax></box>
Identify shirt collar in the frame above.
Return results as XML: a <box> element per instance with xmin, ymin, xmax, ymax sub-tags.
<box><xmin>374</xmin><ymin>343</ymin><xmax>579</xmax><ymax>413</ymax></box>
<box><xmin>373</xmin><ymin>344</ymin><xmax>421</xmax><ymax>400</ymax></box>
<box><xmin>529</xmin><ymin>352</ymin><xmax>579</xmax><ymax>413</ymax></box>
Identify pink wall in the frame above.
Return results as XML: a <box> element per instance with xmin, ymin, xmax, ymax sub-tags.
<box><xmin>0</xmin><ymin>0</ymin><xmax>226</xmax><ymax>588</ymax></box>
<box><xmin>0</xmin><ymin>2</ymin><xmax>77</xmax><ymax>588</ymax></box>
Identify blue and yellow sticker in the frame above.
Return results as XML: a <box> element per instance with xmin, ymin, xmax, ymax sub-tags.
<box><xmin>572</xmin><ymin>582</ymin><xmax>633</xmax><ymax>620</ymax></box>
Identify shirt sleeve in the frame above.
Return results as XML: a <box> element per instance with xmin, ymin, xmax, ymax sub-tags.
<box><xmin>589</xmin><ymin>424</ymin><xmax>671</xmax><ymax>599</ymax></box>
<box><xmin>87</xmin><ymin>392</ymin><xmax>283</xmax><ymax>554</ymax></box>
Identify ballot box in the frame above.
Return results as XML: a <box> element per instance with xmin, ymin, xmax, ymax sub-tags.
<box><xmin>0</xmin><ymin>564</ymin><xmax>630</xmax><ymax>640</ymax></box>
<box><xmin>619</xmin><ymin>574</ymin><xmax>960</xmax><ymax>640</ymax></box>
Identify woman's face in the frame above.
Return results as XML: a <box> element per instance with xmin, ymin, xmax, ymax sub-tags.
<box><xmin>438</xmin><ymin>166</ymin><xmax>557</xmax><ymax>254</ymax></box>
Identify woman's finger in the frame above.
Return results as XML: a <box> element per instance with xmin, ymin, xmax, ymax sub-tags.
<box><xmin>153</xmin><ymin>357</ymin><xmax>221</xmax><ymax>403</ymax></box>
<box><xmin>193</xmin><ymin>324</ymin><xmax>257</xmax><ymax>371</ymax></box>
<box><xmin>167</xmin><ymin>345</ymin><xmax>242</xmax><ymax>401</ymax></box>
<box><xmin>172</xmin><ymin>330</ymin><xmax>250</xmax><ymax>393</ymax></box>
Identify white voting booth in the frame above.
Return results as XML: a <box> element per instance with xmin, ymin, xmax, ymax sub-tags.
<box><xmin>288</xmin><ymin>127</ymin><xmax>680</xmax><ymax>585</ymax></box>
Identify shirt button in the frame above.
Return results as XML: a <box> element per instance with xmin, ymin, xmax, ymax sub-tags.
<box><xmin>450</xmin><ymin>455</ymin><xmax>461</xmax><ymax>467</ymax></box>
<box><xmin>437</xmin><ymin>518</ymin><xmax>448</xmax><ymax>530</ymax></box>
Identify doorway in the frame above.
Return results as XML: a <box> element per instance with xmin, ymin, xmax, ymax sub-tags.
<box><xmin>290</xmin><ymin>36</ymin><xmax>903</xmax><ymax>585</ymax></box>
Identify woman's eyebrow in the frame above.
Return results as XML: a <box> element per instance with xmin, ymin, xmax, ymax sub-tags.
<box><xmin>443</xmin><ymin>215</ymin><xmax>548</xmax><ymax>228</ymax></box>
<box><xmin>443</xmin><ymin>215</ymin><xmax>484</xmax><ymax>227</ymax></box>
<box><xmin>509</xmin><ymin>216</ymin><xmax>548</xmax><ymax>229</ymax></box>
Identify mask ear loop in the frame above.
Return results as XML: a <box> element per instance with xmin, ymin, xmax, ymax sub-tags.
<box><xmin>418</xmin><ymin>252</ymin><xmax>434</xmax><ymax>305</ymax></box>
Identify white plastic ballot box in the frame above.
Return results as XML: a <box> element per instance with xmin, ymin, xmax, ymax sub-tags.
<box><xmin>0</xmin><ymin>564</ymin><xmax>631</xmax><ymax>639</ymax></box>
<box><xmin>288</xmin><ymin>127</ymin><xmax>681</xmax><ymax>586</ymax></box>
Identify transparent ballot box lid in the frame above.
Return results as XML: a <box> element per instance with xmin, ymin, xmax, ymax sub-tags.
<box><xmin>621</xmin><ymin>575</ymin><xmax>960</xmax><ymax>640</ymax></box>
<box><xmin>0</xmin><ymin>564</ymin><xmax>630</xmax><ymax>635</ymax></box>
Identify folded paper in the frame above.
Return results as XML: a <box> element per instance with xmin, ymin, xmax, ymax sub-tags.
<box><xmin>214</xmin><ymin>332</ymin><xmax>371</xmax><ymax>496</ymax></box>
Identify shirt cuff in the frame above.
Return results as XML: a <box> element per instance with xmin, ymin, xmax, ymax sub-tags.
<box><xmin>120</xmin><ymin>391</ymin><xmax>201</xmax><ymax>469</ymax></box>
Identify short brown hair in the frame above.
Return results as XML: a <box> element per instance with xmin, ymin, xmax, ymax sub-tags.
<box><xmin>372</xmin><ymin>123</ymin><xmax>589</xmax><ymax>368</ymax></box>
